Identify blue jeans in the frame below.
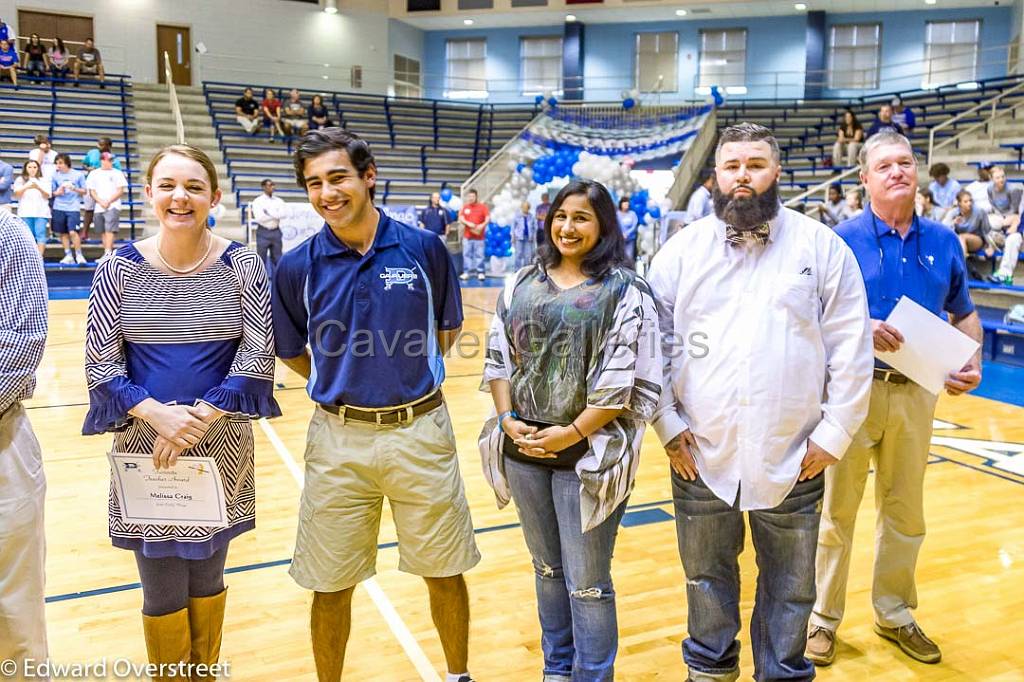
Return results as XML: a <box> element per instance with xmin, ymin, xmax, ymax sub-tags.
<box><xmin>21</xmin><ymin>217</ymin><xmax>49</xmax><ymax>245</ymax></box>
<box><xmin>505</xmin><ymin>457</ymin><xmax>627</xmax><ymax>682</ymax></box>
<box><xmin>463</xmin><ymin>237</ymin><xmax>485</xmax><ymax>275</ymax></box>
<box><xmin>514</xmin><ymin>238</ymin><xmax>535</xmax><ymax>269</ymax></box>
<box><xmin>672</xmin><ymin>473</ymin><xmax>823</xmax><ymax>682</ymax></box>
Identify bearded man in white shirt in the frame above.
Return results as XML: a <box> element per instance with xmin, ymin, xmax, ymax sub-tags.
<box><xmin>647</xmin><ymin>122</ymin><xmax>874</xmax><ymax>682</ymax></box>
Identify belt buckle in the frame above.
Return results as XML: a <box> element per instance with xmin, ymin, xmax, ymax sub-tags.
<box><xmin>393</xmin><ymin>406</ymin><xmax>415</xmax><ymax>426</ymax></box>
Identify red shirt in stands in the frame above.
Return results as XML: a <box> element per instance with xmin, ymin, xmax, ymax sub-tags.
<box><xmin>262</xmin><ymin>98</ymin><xmax>282</xmax><ymax>116</ymax></box>
<box><xmin>462</xmin><ymin>202</ymin><xmax>489</xmax><ymax>240</ymax></box>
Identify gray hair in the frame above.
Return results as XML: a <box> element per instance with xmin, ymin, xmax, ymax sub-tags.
<box><xmin>715</xmin><ymin>122</ymin><xmax>781</xmax><ymax>165</ymax></box>
<box><xmin>858</xmin><ymin>130</ymin><xmax>915</xmax><ymax>172</ymax></box>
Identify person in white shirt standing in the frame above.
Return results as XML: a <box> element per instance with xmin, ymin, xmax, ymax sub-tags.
<box><xmin>86</xmin><ymin>152</ymin><xmax>128</xmax><ymax>260</ymax></box>
<box><xmin>249</xmin><ymin>178</ymin><xmax>287</xmax><ymax>266</ymax></box>
<box><xmin>684</xmin><ymin>171</ymin><xmax>714</xmax><ymax>225</ymax></box>
<box><xmin>647</xmin><ymin>122</ymin><xmax>873</xmax><ymax>682</ymax></box>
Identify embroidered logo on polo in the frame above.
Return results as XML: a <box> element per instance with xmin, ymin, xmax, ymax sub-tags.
<box><xmin>380</xmin><ymin>267</ymin><xmax>418</xmax><ymax>291</ymax></box>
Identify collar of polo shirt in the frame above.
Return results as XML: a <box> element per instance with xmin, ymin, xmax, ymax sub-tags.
<box><xmin>319</xmin><ymin>210</ymin><xmax>398</xmax><ymax>257</ymax></box>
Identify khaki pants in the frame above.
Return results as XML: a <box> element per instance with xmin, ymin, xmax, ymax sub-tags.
<box><xmin>0</xmin><ymin>403</ymin><xmax>48</xmax><ymax>670</ymax></box>
<box><xmin>812</xmin><ymin>379</ymin><xmax>937</xmax><ymax>631</ymax></box>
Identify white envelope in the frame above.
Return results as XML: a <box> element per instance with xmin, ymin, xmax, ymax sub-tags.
<box><xmin>875</xmin><ymin>296</ymin><xmax>980</xmax><ymax>395</ymax></box>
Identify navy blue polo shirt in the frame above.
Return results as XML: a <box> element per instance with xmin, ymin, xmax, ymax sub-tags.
<box><xmin>272</xmin><ymin>210</ymin><xmax>463</xmax><ymax>408</ymax></box>
<box><xmin>419</xmin><ymin>205</ymin><xmax>448</xmax><ymax>237</ymax></box>
<box><xmin>836</xmin><ymin>208</ymin><xmax>975</xmax><ymax>366</ymax></box>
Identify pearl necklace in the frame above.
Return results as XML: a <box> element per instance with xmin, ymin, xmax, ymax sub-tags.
<box><xmin>155</xmin><ymin>232</ymin><xmax>214</xmax><ymax>275</ymax></box>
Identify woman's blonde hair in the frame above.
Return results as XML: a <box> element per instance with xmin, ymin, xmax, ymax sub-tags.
<box><xmin>145</xmin><ymin>144</ymin><xmax>219</xmax><ymax>193</ymax></box>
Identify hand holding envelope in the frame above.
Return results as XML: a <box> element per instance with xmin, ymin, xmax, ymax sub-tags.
<box><xmin>873</xmin><ymin>296</ymin><xmax>981</xmax><ymax>396</ymax></box>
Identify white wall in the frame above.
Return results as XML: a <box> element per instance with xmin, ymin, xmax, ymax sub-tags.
<box><xmin>0</xmin><ymin>0</ymin><xmax>394</xmax><ymax>91</ymax></box>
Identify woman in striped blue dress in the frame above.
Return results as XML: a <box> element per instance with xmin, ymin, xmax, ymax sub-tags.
<box><xmin>83</xmin><ymin>144</ymin><xmax>280</xmax><ymax>677</ymax></box>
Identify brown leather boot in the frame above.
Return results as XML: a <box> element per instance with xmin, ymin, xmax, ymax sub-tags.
<box><xmin>805</xmin><ymin>626</ymin><xmax>836</xmax><ymax>666</ymax></box>
<box><xmin>188</xmin><ymin>589</ymin><xmax>227</xmax><ymax>680</ymax></box>
<box><xmin>874</xmin><ymin>622</ymin><xmax>941</xmax><ymax>664</ymax></box>
<box><xmin>142</xmin><ymin>607</ymin><xmax>191</xmax><ymax>680</ymax></box>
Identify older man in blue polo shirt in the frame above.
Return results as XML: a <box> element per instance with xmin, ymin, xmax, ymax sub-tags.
<box><xmin>272</xmin><ymin>129</ymin><xmax>480</xmax><ymax>682</ymax></box>
<box><xmin>807</xmin><ymin>130</ymin><xmax>983</xmax><ymax>668</ymax></box>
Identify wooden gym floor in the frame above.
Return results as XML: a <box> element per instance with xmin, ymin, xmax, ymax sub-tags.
<box><xmin>32</xmin><ymin>287</ymin><xmax>1024</xmax><ymax>681</ymax></box>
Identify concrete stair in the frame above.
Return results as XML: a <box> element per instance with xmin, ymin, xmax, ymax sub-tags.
<box><xmin>132</xmin><ymin>82</ymin><xmax>246</xmax><ymax>242</ymax></box>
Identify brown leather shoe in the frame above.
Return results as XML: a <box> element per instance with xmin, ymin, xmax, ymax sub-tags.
<box><xmin>874</xmin><ymin>622</ymin><xmax>942</xmax><ymax>664</ymax></box>
<box><xmin>805</xmin><ymin>626</ymin><xmax>836</xmax><ymax>666</ymax></box>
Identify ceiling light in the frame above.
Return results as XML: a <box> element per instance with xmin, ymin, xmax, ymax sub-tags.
<box><xmin>322</xmin><ymin>75</ymin><xmax>329</xmax><ymax>80</ymax></box>
<box><xmin>323</xmin><ymin>0</ymin><xmax>338</xmax><ymax>14</ymax></box>
<box><xmin>463</xmin><ymin>19</ymin><xmax>474</xmax><ymax>25</ymax></box>
<box><xmin>676</xmin><ymin>9</ymin><xmax>688</xmax><ymax>16</ymax></box>
<box><xmin>924</xmin><ymin>0</ymin><xmax>936</xmax><ymax>4</ymax></box>
<box><xmin>794</xmin><ymin>3</ymin><xmax>807</xmax><ymax>10</ymax></box>
<box><xmin>566</xmin><ymin>14</ymin><xmax>577</xmax><ymax>22</ymax></box>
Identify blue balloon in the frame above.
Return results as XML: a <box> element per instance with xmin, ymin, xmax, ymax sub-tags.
<box><xmin>622</xmin><ymin>98</ymin><xmax>635</xmax><ymax>110</ymax></box>
<box><xmin>547</xmin><ymin>96</ymin><xmax>558</xmax><ymax>108</ymax></box>
<box><xmin>440</xmin><ymin>187</ymin><xmax>453</xmax><ymax>202</ymax></box>
<box><xmin>648</xmin><ymin>206</ymin><xmax>661</xmax><ymax>220</ymax></box>
<box><xmin>516</xmin><ymin>163</ymin><xmax>526</xmax><ymax>174</ymax></box>
<box><xmin>535</xmin><ymin>94</ymin><xmax>544</xmax><ymax>105</ymax></box>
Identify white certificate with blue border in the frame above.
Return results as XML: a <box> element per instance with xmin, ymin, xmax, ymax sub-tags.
<box><xmin>108</xmin><ymin>453</ymin><xmax>229</xmax><ymax>528</ymax></box>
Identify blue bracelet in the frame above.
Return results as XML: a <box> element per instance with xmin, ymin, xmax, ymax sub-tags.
<box><xmin>498</xmin><ymin>410</ymin><xmax>519</xmax><ymax>424</ymax></box>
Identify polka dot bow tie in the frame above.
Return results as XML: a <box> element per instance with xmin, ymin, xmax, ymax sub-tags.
<box><xmin>725</xmin><ymin>223</ymin><xmax>771</xmax><ymax>247</ymax></box>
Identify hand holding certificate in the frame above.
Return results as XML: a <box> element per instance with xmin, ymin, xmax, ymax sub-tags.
<box><xmin>874</xmin><ymin>296</ymin><xmax>981</xmax><ymax>396</ymax></box>
<box><xmin>108</xmin><ymin>453</ymin><xmax>229</xmax><ymax>528</ymax></box>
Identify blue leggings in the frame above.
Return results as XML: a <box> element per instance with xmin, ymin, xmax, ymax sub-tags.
<box><xmin>21</xmin><ymin>217</ymin><xmax>48</xmax><ymax>245</ymax></box>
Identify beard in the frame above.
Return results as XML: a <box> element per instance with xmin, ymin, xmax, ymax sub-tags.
<box><xmin>713</xmin><ymin>182</ymin><xmax>780</xmax><ymax>230</ymax></box>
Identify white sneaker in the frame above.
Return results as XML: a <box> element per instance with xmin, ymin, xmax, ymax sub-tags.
<box><xmin>477</xmin><ymin>273</ymin><xmax>486</xmax><ymax>281</ymax></box>
<box><xmin>75</xmin><ymin>252</ymin><xmax>88</xmax><ymax>265</ymax></box>
<box><xmin>97</xmin><ymin>252</ymin><xmax>113</xmax><ymax>264</ymax></box>
<box><xmin>459</xmin><ymin>272</ymin><xmax>469</xmax><ymax>281</ymax></box>
<box><xmin>59</xmin><ymin>253</ymin><xmax>75</xmax><ymax>265</ymax></box>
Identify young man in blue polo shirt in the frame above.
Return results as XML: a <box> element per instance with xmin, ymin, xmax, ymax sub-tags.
<box><xmin>807</xmin><ymin>130</ymin><xmax>983</xmax><ymax>667</ymax></box>
<box><xmin>272</xmin><ymin>129</ymin><xmax>479</xmax><ymax>682</ymax></box>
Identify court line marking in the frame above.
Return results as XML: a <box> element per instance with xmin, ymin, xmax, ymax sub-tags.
<box><xmin>256</xmin><ymin>418</ymin><xmax>442</xmax><ymax>682</ymax></box>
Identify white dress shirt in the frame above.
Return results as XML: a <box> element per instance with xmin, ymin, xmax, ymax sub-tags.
<box><xmin>249</xmin><ymin>193</ymin><xmax>288</xmax><ymax>230</ymax></box>
<box><xmin>648</xmin><ymin>206</ymin><xmax>873</xmax><ymax>510</ymax></box>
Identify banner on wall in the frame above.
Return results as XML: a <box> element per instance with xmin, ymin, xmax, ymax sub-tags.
<box><xmin>278</xmin><ymin>204</ymin><xmax>422</xmax><ymax>253</ymax></box>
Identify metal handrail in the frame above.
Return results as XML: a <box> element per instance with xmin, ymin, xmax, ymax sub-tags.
<box><xmin>163</xmin><ymin>51</ymin><xmax>186</xmax><ymax>144</ymax></box>
<box><xmin>782</xmin><ymin>166</ymin><xmax>862</xmax><ymax>209</ymax></box>
<box><xmin>460</xmin><ymin>110</ymin><xmax>545</xmax><ymax>202</ymax></box>
<box><xmin>928</xmin><ymin>79</ymin><xmax>1024</xmax><ymax>164</ymax></box>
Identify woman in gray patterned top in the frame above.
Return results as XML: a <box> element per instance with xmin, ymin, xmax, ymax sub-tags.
<box><xmin>479</xmin><ymin>180</ymin><xmax>661</xmax><ymax>682</ymax></box>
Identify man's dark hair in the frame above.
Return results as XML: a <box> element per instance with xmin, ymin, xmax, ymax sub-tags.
<box><xmin>715</xmin><ymin>122</ymin><xmax>780</xmax><ymax>165</ymax></box>
<box><xmin>55</xmin><ymin>152</ymin><xmax>72</xmax><ymax>166</ymax></box>
<box><xmin>829</xmin><ymin>183</ymin><xmax>842</xmax><ymax>195</ymax></box>
<box><xmin>293</xmin><ymin>128</ymin><xmax>376</xmax><ymax>200</ymax></box>
<box><xmin>466</xmin><ymin>188</ymin><xmax>478</xmax><ymax>197</ymax></box>
<box><xmin>261</xmin><ymin>178</ymin><xmax>274</xmax><ymax>188</ymax></box>
<box><xmin>929</xmin><ymin>162</ymin><xmax>950</xmax><ymax>179</ymax></box>
<box><xmin>537</xmin><ymin>179</ymin><xmax>624</xmax><ymax>279</ymax></box>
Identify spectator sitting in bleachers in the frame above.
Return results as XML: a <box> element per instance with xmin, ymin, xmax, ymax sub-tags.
<box><xmin>832</xmin><ymin>109</ymin><xmax>863</xmax><ymax>169</ymax></box>
<box><xmin>844</xmin><ymin>188</ymin><xmax>864</xmax><ymax>220</ymax></box>
<box><xmin>73</xmin><ymin>37</ymin><xmax>105</xmax><ymax>87</ymax></box>
<box><xmin>964</xmin><ymin>163</ymin><xmax>992</xmax><ymax>213</ymax></box>
<box><xmin>308</xmin><ymin>94</ymin><xmax>333</xmax><ymax>130</ymax></box>
<box><xmin>0</xmin><ymin>39</ymin><xmax>18</xmax><ymax>87</ymax></box>
<box><xmin>890</xmin><ymin>95</ymin><xmax>916</xmax><ymax>133</ymax></box>
<box><xmin>0</xmin><ymin>18</ymin><xmax>10</xmax><ymax>43</ymax></box>
<box><xmin>916</xmin><ymin>188</ymin><xmax>945</xmax><ymax>222</ymax></box>
<box><xmin>986</xmin><ymin>165</ymin><xmax>1021</xmax><ymax>232</ymax></box>
<box><xmin>814</xmin><ymin>183</ymin><xmax>848</xmax><ymax>227</ymax></box>
<box><xmin>928</xmin><ymin>162</ymin><xmax>961</xmax><ymax>213</ymax></box>
<box><xmin>51</xmin><ymin>153</ymin><xmax>87</xmax><ymax>264</ymax></box>
<box><xmin>261</xmin><ymin>87</ymin><xmax>285</xmax><ymax>143</ymax></box>
<box><xmin>282</xmin><ymin>89</ymin><xmax>309</xmax><ymax>138</ymax></box>
<box><xmin>234</xmin><ymin>87</ymin><xmax>263</xmax><ymax>136</ymax></box>
<box><xmin>49</xmin><ymin>37</ymin><xmax>70</xmax><ymax>81</ymax></box>
<box><xmin>23</xmin><ymin>34</ymin><xmax>47</xmax><ymax>81</ymax></box>
<box><xmin>866</xmin><ymin>103</ymin><xmax>904</xmax><ymax>138</ymax></box>
<box><xmin>944</xmin><ymin>189</ymin><xmax>989</xmax><ymax>261</ymax></box>
<box><xmin>0</xmin><ymin>157</ymin><xmax>12</xmax><ymax>209</ymax></box>
<box><xmin>28</xmin><ymin>135</ymin><xmax>57</xmax><ymax>183</ymax></box>
<box><xmin>13</xmin><ymin>160</ymin><xmax>51</xmax><ymax>256</ymax></box>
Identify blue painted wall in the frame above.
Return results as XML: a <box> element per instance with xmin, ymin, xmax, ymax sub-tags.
<box><xmin>422</xmin><ymin>6</ymin><xmax>1015</xmax><ymax>103</ymax></box>
<box><xmin>823</xmin><ymin>6</ymin><xmax>1012</xmax><ymax>99</ymax></box>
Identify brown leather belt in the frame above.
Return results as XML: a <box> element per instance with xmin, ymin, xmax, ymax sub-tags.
<box><xmin>873</xmin><ymin>368</ymin><xmax>908</xmax><ymax>384</ymax></box>
<box><xmin>319</xmin><ymin>390</ymin><xmax>443</xmax><ymax>425</ymax></box>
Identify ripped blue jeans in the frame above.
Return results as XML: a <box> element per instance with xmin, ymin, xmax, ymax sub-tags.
<box><xmin>505</xmin><ymin>457</ymin><xmax>628</xmax><ymax>682</ymax></box>
<box><xmin>672</xmin><ymin>473</ymin><xmax>823</xmax><ymax>682</ymax></box>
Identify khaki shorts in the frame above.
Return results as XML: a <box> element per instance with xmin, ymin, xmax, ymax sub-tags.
<box><xmin>289</xmin><ymin>403</ymin><xmax>480</xmax><ymax>592</ymax></box>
